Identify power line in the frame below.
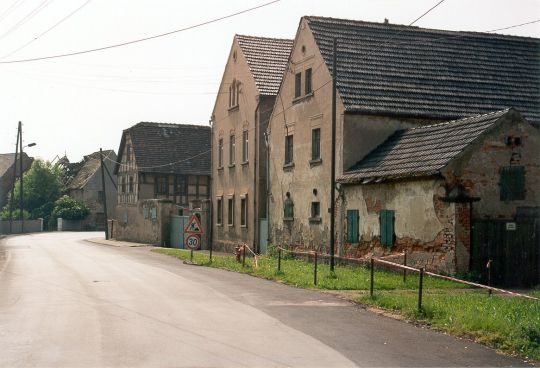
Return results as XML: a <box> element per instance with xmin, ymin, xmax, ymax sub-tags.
<box><xmin>486</xmin><ymin>19</ymin><xmax>540</xmax><ymax>33</ymax></box>
<box><xmin>0</xmin><ymin>0</ymin><xmax>27</xmax><ymax>24</ymax></box>
<box><xmin>0</xmin><ymin>0</ymin><xmax>53</xmax><ymax>43</ymax></box>
<box><xmin>0</xmin><ymin>0</ymin><xmax>280</xmax><ymax>65</ymax></box>
<box><xmin>1</xmin><ymin>0</ymin><xmax>92</xmax><ymax>60</ymax></box>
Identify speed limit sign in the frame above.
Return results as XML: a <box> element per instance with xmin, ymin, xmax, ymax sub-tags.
<box><xmin>185</xmin><ymin>233</ymin><xmax>201</xmax><ymax>250</ymax></box>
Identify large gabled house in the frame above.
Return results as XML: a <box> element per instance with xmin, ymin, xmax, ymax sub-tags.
<box><xmin>267</xmin><ymin>16</ymin><xmax>540</xmax><ymax>259</ymax></box>
<box><xmin>211</xmin><ymin>34</ymin><xmax>293</xmax><ymax>253</ymax></box>
<box><xmin>113</xmin><ymin>122</ymin><xmax>211</xmax><ymax>244</ymax></box>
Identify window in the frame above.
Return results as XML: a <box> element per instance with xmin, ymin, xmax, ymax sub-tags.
<box><xmin>175</xmin><ymin>176</ymin><xmax>187</xmax><ymax>196</ymax></box>
<box><xmin>229</xmin><ymin>134</ymin><xmax>235</xmax><ymax>165</ymax></box>
<box><xmin>311</xmin><ymin>128</ymin><xmax>321</xmax><ymax>161</ymax></box>
<box><xmin>98</xmin><ymin>190</ymin><xmax>104</xmax><ymax>203</ymax></box>
<box><xmin>216</xmin><ymin>197</ymin><xmax>223</xmax><ymax>226</ymax></box>
<box><xmin>283</xmin><ymin>192</ymin><xmax>294</xmax><ymax>220</ymax></box>
<box><xmin>379</xmin><ymin>209</ymin><xmax>395</xmax><ymax>247</ymax></box>
<box><xmin>294</xmin><ymin>72</ymin><xmax>302</xmax><ymax>98</ymax></box>
<box><xmin>347</xmin><ymin>210</ymin><xmax>359</xmax><ymax>243</ymax></box>
<box><xmin>218</xmin><ymin>138</ymin><xmax>224</xmax><ymax>168</ymax></box>
<box><xmin>128</xmin><ymin>176</ymin><xmax>134</xmax><ymax>193</ymax></box>
<box><xmin>305</xmin><ymin>68</ymin><xmax>312</xmax><ymax>94</ymax></box>
<box><xmin>240</xmin><ymin>196</ymin><xmax>247</xmax><ymax>227</ymax></box>
<box><xmin>284</xmin><ymin>135</ymin><xmax>294</xmax><ymax>165</ymax></box>
<box><xmin>500</xmin><ymin>166</ymin><xmax>525</xmax><ymax>200</ymax></box>
<box><xmin>229</xmin><ymin>80</ymin><xmax>239</xmax><ymax>108</ymax></box>
<box><xmin>156</xmin><ymin>176</ymin><xmax>168</xmax><ymax>195</ymax></box>
<box><xmin>120</xmin><ymin>176</ymin><xmax>126</xmax><ymax>193</ymax></box>
<box><xmin>310</xmin><ymin>201</ymin><xmax>320</xmax><ymax>219</ymax></box>
<box><xmin>126</xmin><ymin>144</ymin><xmax>132</xmax><ymax>162</ymax></box>
<box><xmin>227</xmin><ymin>196</ymin><xmax>235</xmax><ymax>226</ymax></box>
<box><xmin>242</xmin><ymin>130</ymin><xmax>249</xmax><ymax>163</ymax></box>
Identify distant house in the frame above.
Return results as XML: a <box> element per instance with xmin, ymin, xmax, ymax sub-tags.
<box><xmin>267</xmin><ymin>16</ymin><xmax>540</xmax><ymax>256</ymax></box>
<box><xmin>0</xmin><ymin>152</ymin><xmax>33</xmax><ymax>209</ymax></box>
<box><xmin>65</xmin><ymin>150</ymin><xmax>117</xmax><ymax>230</ymax></box>
<box><xmin>211</xmin><ymin>34</ymin><xmax>293</xmax><ymax>253</ymax></box>
<box><xmin>338</xmin><ymin>109</ymin><xmax>539</xmax><ymax>286</ymax></box>
<box><xmin>113</xmin><ymin>122</ymin><xmax>211</xmax><ymax>244</ymax></box>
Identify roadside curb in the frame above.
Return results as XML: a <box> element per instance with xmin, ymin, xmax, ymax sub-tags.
<box><xmin>84</xmin><ymin>237</ymin><xmax>152</xmax><ymax>248</ymax></box>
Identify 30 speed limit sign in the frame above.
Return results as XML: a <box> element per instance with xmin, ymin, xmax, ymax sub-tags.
<box><xmin>184</xmin><ymin>233</ymin><xmax>201</xmax><ymax>250</ymax></box>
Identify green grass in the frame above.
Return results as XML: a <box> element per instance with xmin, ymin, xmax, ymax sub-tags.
<box><xmin>151</xmin><ymin>247</ymin><xmax>463</xmax><ymax>290</ymax></box>
<box><xmin>359</xmin><ymin>290</ymin><xmax>540</xmax><ymax>361</ymax></box>
<box><xmin>152</xmin><ymin>247</ymin><xmax>539</xmax><ymax>362</ymax></box>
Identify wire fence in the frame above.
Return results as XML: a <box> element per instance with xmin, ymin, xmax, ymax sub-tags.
<box><xmin>270</xmin><ymin>246</ymin><xmax>540</xmax><ymax>310</ymax></box>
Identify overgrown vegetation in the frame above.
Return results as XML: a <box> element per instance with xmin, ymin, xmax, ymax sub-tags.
<box><xmin>152</xmin><ymin>247</ymin><xmax>540</xmax><ymax>362</ymax></box>
<box><xmin>51</xmin><ymin>195</ymin><xmax>89</xmax><ymax>221</ymax></box>
<box><xmin>359</xmin><ymin>291</ymin><xmax>540</xmax><ymax>361</ymax></box>
<box><xmin>1</xmin><ymin>160</ymin><xmax>64</xmax><ymax>228</ymax></box>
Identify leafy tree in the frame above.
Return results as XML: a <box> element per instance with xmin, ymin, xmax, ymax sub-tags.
<box><xmin>2</xmin><ymin>159</ymin><xmax>64</xmax><ymax>228</ymax></box>
<box><xmin>0</xmin><ymin>208</ymin><xmax>30</xmax><ymax>220</ymax></box>
<box><xmin>51</xmin><ymin>195</ymin><xmax>89</xmax><ymax>221</ymax></box>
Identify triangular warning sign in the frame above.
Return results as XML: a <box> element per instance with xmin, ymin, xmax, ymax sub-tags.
<box><xmin>184</xmin><ymin>214</ymin><xmax>203</xmax><ymax>234</ymax></box>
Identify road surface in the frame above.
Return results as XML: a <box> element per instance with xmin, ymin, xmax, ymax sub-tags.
<box><xmin>0</xmin><ymin>232</ymin><xmax>528</xmax><ymax>367</ymax></box>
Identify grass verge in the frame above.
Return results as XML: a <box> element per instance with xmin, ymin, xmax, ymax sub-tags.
<box><xmin>152</xmin><ymin>247</ymin><xmax>539</xmax><ymax>362</ymax></box>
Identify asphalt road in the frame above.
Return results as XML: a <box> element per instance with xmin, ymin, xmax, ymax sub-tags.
<box><xmin>0</xmin><ymin>232</ymin><xmax>529</xmax><ymax>367</ymax></box>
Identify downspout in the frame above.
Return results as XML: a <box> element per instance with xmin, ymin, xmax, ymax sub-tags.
<box><xmin>209</xmin><ymin>117</ymin><xmax>214</xmax><ymax>252</ymax></box>
<box><xmin>253</xmin><ymin>98</ymin><xmax>260</xmax><ymax>253</ymax></box>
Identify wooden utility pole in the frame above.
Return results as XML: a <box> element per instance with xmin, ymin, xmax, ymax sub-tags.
<box><xmin>19</xmin><ymin>121</ymin><xmax>24</xmax><ymax>232</ymax></box>
<box><xmin>330</xmin><ymin>38</ymin><xmax>337</xmax><ymax>272</ymax></box>
<box><xmin>9</xmin><ymin>123</ymin><xmax>20</xmax><ymax>233</ymax></box>
<box><xmin>100</xmin><ymin>148</ymin><xmax>109</xmax><ymax>240</ymax></box>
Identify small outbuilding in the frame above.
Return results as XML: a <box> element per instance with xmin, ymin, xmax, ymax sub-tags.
<box><xmin>338</xmin><ymin>108</ymin><xmax>539</xmax><ymax>287</ymax></box>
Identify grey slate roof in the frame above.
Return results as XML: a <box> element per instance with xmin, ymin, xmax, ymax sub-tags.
<box><xmin>306</xmin><ymin>16</ymin><xmax>540</xmax><ymax>123</ymax></box>
<box><xmin>338</xmin><ymin>109</ymin><xmax>515</xmax><ymax>184</ymax></box>
<box><xmin>236</xmin><ymin>35</ymin><xmax>293</xmax><ymax>96</ymax></box>
<box><xmin>115</xmin><ymin>122</ymin><xmax>211</xmax><ymax>176</ymax></box>
<box><xmin>68</xmin><ymin>150</ymin><xmax>116</xmax><ymax>190</ymax></box>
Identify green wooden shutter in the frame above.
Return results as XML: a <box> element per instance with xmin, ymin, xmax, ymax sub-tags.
<box><xmin>347</xmin><ymin>210</ymin><xmax>359</xmax><ymax>243</ymax></box>
<box><xmin>500</xmin><ymin>166</ymin><xmax>525</xmax><ymax>200</ymax></box>
<box><xmin>380</xmin><ymin>210</ymin><xmax>395</xmax><ymax>247</ymax></box>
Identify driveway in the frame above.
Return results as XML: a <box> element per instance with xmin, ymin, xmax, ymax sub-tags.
<box><xmin>0</xmin><ymin>232</ymin><xmax>529</xmax><ymax>367</ymax></box>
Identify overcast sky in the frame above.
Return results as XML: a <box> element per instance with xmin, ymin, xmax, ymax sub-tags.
<box><xmin>0</xmin><ymin>0</ymin><xmax>538</xmax><ymax>162</ymax></box>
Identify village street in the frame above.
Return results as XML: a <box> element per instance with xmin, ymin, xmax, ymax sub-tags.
<box><xmin>0</xmin><ymin>232</ymin><xmax>528</xmax><ymax>367</ymax></box>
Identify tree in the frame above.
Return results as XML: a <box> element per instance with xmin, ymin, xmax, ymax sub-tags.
<box><xmin>51</xmin><ymin>195</ymin><xmax>89</xmax><ymax>221</ymax></box>
<box><xmin>2</xmin><ymin>159</ymin><xmax>64</xmax><ymax>228</ymax></box>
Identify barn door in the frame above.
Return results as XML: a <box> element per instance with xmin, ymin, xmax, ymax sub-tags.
<box><xmin>471</xmin><ymin>219</ymin><xmax>539</xmax><ymax>287</ymax></box>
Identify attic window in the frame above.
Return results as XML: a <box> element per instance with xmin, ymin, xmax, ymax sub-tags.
<box><xmin>505</xmin><ymin>136</ymin><xmax>522</xmax><ymax>146</ymax></box>
<box><xmin>229</xmin><ymin>80</ymin><xmax>239</xmax><ymax>108</ymax></box>
<box><xmin>301</xmin><ymin>45</ymin><xmax>306</xmax><ymax>55</ymax></box>
<box><xmin>233</xmin><ymin>50</ymin><xmax>237</xmax><ymax>62</ymax></box>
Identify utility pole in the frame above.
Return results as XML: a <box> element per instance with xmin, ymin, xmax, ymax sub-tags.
<box><xmin>330</xmin><ymin>38</ymin><xmax>337</xmax><ymax>272</ymax></box>
<box><xmin>100</xmin><ymin>148</ymin><xmax>109</xmax><ymax>240</ymax></box>
<box><xmin>19</xmin><ymin>121</ymin><xmax>24</xmax><ymax>233</ymax></box>
<box><xmin>9</xmin><ymin>124</ymin><xmax>20</xmax><ymax>233</ymax></box>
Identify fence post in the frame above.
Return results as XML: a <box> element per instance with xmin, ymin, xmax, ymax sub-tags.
<box><xmin>370</xmin><ymin>258</ymin><xmax>374</xmax><ymax>298</ymax></box>
<box><xmin>242</xmin><ymin>245</ymin><xmax>246</xmax><ymax>267</ymax></box>
<box><xmin>190</xmin><ymin>249</ymin><xmax>193</xmax><ymax>263</ymax></box>
<box><xmin>403</xmin><ymin>251</ymin><xmax>407</xmax><ymax>283</ymax></box>
<box><xmin>418</xmin><ymin>267</ymin><xmax>424</xmax><ymax>311</ymax></box>
<box><xmin>487</xmin><ymin>259</ymin><xmax>492</xmax><ymax>296</ymax></box>
<box><xmin>314</xmin><ymin>251</ymin><xmax>318</xmax><ymax>286</ymax></box>
<box><xmin>278</xmin><ymin>248</ymin><xmax>282</xmax><ymax>272</ymax></box>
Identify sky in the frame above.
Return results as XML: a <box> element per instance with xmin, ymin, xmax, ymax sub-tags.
<box><xmin>0</xmin><ymin>0</ymin><xmax>539</xmax><ymax>162</ymax></box>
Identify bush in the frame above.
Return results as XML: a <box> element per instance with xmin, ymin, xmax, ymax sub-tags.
<box><xmin>0</xmin><ymin>208</ymin><xmax>31</xmax><ymax>220</ymax></box>
<box><xmin>51</xmin><ymin>195</ymin><xmax>89</xmax><ymax>220</ymax></box>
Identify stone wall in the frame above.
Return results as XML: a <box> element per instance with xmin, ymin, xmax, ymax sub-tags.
<box><xmin>114</xmin><ymin>199</ymin><xmax>178</xmax><ymax>246</ymax></box>
<box><xmin>0</xmin><ymin>219</ymin><xmax>43</xmax><ymax>234</ymax></box>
